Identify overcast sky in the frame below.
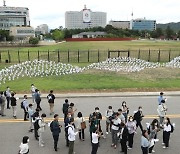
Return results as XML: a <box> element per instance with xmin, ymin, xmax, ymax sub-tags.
<box><xmin>5</xmin><ymin>0</ymin><xmax>180</xmax><ymax>29</ymax></box>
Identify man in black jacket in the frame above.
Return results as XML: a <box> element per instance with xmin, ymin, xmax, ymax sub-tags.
<box><xmin>32</xmin><ymin>108</ymin><xmax>40</xmax><ymax>140</ymax></box>
<box><xmin>120</xmin><ymin>123</ymin><xmax>128</xmax><ymax>154</ymax></box>
<box><xmin>47</xmin><ymin>90</ymin><xmax>55</xmax><ymax>115</ymax></box>
<box><xmin>133</xmin><ymin>106</ymin><xmax>144</xmax><ymax>132</ymax></box>
<box><xmin>62</xmin><ymin>99</ymin><xmax>69</xmax><ymax>120</ymax></box>
<box><xmin>50</xmin><ymin>114</ymin><xmax>62</xmax><ymax>151</ymax></box>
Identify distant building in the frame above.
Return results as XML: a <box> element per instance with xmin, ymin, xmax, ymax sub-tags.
<box><xmin>9</xmin><ymin>26</ymin><xmax>35</xmax><ymax>41</ymax></box>
<box><xmin>35</xmin><ymin>24</ymin><xmax>49</xmax><ymax>35</ymax></box>
<box><xmin>0</xmin><ymin>2</ymin><xmax>30</xmax><ymax>30</ymax></box>
<box><xmin>109</xmin><ymin>20</ymin><xmax>130</xmax><ymax>29</ymax></box>
<box><xmin>65</xmin><ymin>5</ymin><xmax>107</xmax><ymax>29</ymax></box>
<box><xmin>130</xmin><ymin>18</ymin><xmax>156</xmax><ymax>31</ymax></box>
<box><xmin>72</xmin><ymin>31</ymin><xmax>107</xmax><ymax>38</ymax></box>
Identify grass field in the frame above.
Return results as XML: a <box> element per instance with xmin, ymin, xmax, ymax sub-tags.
<box><xmin>0</xmin><ymin>67</ymin><xmax>180</xmax><ymax>93</ymax></box>
<box><xmin>0</xmin><ymin>40</ymin><xmax>180</xmax><ymax>63</ymax></box>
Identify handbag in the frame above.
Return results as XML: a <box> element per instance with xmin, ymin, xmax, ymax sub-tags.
<box><xmin>81</xmin><ymin>118</ymin><xmax>86</xmax><ymax>129</ymax></box>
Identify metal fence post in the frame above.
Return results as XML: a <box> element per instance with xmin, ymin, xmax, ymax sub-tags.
<box><xmin>128</xmin><ymin>50</ymin><xmax>130</xmax><ymax>57</ymax></box>
<box><xmin>38</xmin><ymin>50</ymin><xmax>40</xmax><ymax>61</ymax></box>
<box><xmin>68</xmin><ymin>49</ymin><xmax>70</xmax><ymax>63</ymax></box>
<box><xmin>88</xmin><ymin>49</ymin><xmax>89</xmax><ymax>62</ymax></box>
<box><xmin>18</xmin><ymin>50</ymin><xmax>20</xmax><ymax>63</ymax></box>
<box><xmin>78</xmin><ymin>49</ymin><xmax>80</xmax><ymax>63</ymax></box>
<box><xmin>108</xmin><ymin>49</ymin><xmax>110</xmax><ymax>58</ymax></box>
<box><xmin>28</xmin><ymin>50</ymin><xmax>30</xmax><ymax>61</ymax></box>
<box><xmin>98</xmin><ymin>49</ymin><xmax>100</xmax><ymax>62</ymax></box>
<box><xmin>47</xmin><ymin>50</ymin><xmax>50</xmax><ymax>61</ymax></box>
<box><xmin>8</xmin><ymin>50</ymin><xmax>11</xmax><ymax>63</ymax></box>
<box><xmin>138</xmin><ymin>49</ymin><xmax>140</xmax><ymax>59</ymax></box>
<box><xmin>158</xmin><ymin>49</ymin><xmax>161</xmax><ymax>62</ymax></box>
<box><xmin>0</xmin><ymin>51</ymin><xmax>1</xmax><ymax>63</ymax></box>
<box><xmin>148</xmin><ymin>49</ymin><xmax>151</xmax><ymax>62</ymax></box>
<box><xmin>58</xmin><ymin>49</ymin><xmax>60</xmax><ymax>62</ymax></box>
<box><xmin>169</xmin><ymin>49</ymin><xmax>171</xmax><ymax>62</ymax></box>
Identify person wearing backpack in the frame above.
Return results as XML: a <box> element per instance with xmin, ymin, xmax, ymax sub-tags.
<box><xmin>0</xmin><ymin>91</ymin><xmax>6</xmax><ymax>116</ymax></box>
<box><xmin>34</xmin><ymin>89</ymin><xmax>42</xmax><ymax>111</ymax></box>
<box><xmin>64</xmin><ymin>112</ymin><xmax>72</xmax><ymax>147</ymax></box>
<box><xmin>10</xmin><ymin>92</ymin><xmax>17</xmax><ymax>119</ymax></box>
<box><xmin>38</xmin><ymin>113</ymin><xmax>46</xmax><ymax>147</ymax></box>
<box><xmin>62</xmin><ymin>99</ymin><xmax>69</xmax><ymax>120</ymax></box>
<box><xmin>162</xmin><ymin>117</ymin><xmax>173</xmax><ymax>149</ymax></box>
<box><xmin>133</xmin><ymin>106</ymin><xmax>144</xmax><ymax>133</ymax></box>
<box><xmin>50</xmin><ymin>114</ymin><xmax>62</xmax><ymax>151</ymax></box>
<box><xmin>47</xmin><ymin>90</ymin><xmax>55</xmax><ymax>115</ymax></box>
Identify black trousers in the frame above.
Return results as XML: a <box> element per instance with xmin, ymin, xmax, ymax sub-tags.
<box><xmin>65</xmin><ymin>129</ymin><xmax>69</xmax><ymax>146</ymax></box>
<box><xmin>36</xmin><ymin>101</ymin><xmax>42</xmax><ymax>110</ymax></box>
<box><xmin>163</xmin><ymin>131</ymin><xmax>170</xmax><ymax>147</ymax></box>
<box><xmin>120</xmin><ymin>140</ymin><xmax>127</xmax><ymax>154</ymax></box>
<box><xmin>149</xmin><ymin>145</ymin><xmax>155</xmax><ymax>153</ymax></box>
<box><xmin>136</xmin><ymin>121</ymin><xmax>143</xmax><ymax>132</ymax></box>
<box><xmin>141</xmin><ymin>146</ymin><xmax>148</xmax><ymax>154</ymax></box>
<box><xmin>23</xmin><ymin>108</ymin><xmax>28</xmax><ymax>120</ymax></box>
<box><xmin>34</xmin><ymin>126</ymin><xmax>39</xmax><ymax>139</ymax></box>
<box><xmin>6</xmin><ymin>97</ymin><xmax>10</xmax><ymax>108</ymax></box>
<box><xmin>53</xmin><ymin>135</ymin><xmax>59</xmax><ymax>150</ymax></box>
<box><xmin>91</xmin><ymin>143</ymin><xmax>99</xmax><ymax>154</ymax></box>
<box><xmin>128</xmin><ymin>133</ymin><xmax>134</xmax><ymax>148</ymax></box>
<box><xmin>79</xmin><ymin>129</ymin><xmax>85</xmax><ymax>140</ymax></box>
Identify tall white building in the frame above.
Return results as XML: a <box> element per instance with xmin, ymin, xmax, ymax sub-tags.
<box><xmin>65</xmin><ymin>5</ymin><xmax>107</xmax><ymax>29</ymax></box>
<box><xmin>35</xmin><ymin>24</ymin><xmax>49</xmax><ymax>35</ymax></box>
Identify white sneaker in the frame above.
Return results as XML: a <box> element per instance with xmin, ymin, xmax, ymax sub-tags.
<box><xmin>162</xmin><ymin>143</ymin><xmax>165</xmax><ymax>145</ymax></box>
<box><xmin>128</xmin><ymin>147</ymin><xmax>132</xmax><ymax>150</ymax></box>
<box><xmin>39</xmin><ymin>144</ymin><xmax>44</xmax><ymax>147</ymax></box>
<box><xmin>152</xmin><ymin>150</ymin><xmax>155</xmax><ymax>153</ymax></box>
<box><xmin>163</xmin><ymin>146</ymin><xmax>167</xmax><ymax>149</ymax></box>
<box><xmin>106</xmin><ymin>132</ymin><xmax>109</xmax><ymax>135</ymax></box>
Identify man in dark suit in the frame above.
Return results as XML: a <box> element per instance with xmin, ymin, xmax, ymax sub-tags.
<box><xmin>120</xmin><ymin>123</ymin><xmax>128</xmax><ymax>154</ymax></box>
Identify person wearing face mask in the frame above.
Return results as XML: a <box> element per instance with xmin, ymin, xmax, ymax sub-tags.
<box><xmin>133</xmin><ymin>106</ymin><xmax>144</xmax><ymax>133</ymax></box>
<box><xmin>148</xmin><ymin>119</ymin><xmax>160</xmax><ymax>153</ymax></box>
<box><xmin>126</xmin><ymin>116</ymin><xmax>136</xmax><ymax>150</ymax></box>
<box><xmin>121</xmin><ymin>101</ymin><xmax>129</xmax><ymax>123</ymax></box>
<box><xmin>162</xmin><ymin>117</ymin><xmax>172</xmax><ymax>149</ymax></box>
<box><xmin>105</xmin><ymin>106</ymin><xmax>114</xmax><ymax>135</ymax></box>
<box><xmin>64</xmin><ymin>112</ymin><xmax>72</xmax><ymax>147</ymax></box>
<box><xmin>19</xmin><ymin>136</ymin><xmax>30</xmax><ymax>154</ymax></box>
<box><xmin>157</xmin><ymin>100</ymin><xmax>167</xmax><ymax>125</ymax></box>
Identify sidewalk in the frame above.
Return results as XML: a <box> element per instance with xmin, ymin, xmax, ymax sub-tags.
<box><xmin>15</xmin><ymin>91</ymin><xmax>180</xmax><ymax>98</ymax></box>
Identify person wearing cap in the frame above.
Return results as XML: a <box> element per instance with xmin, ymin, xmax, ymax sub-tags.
<box><xmin>158</xmin><ymin>92</ymin><xmax>164</xmax><ymax>105</ymax></box>
<box><xmin>157</xmin><ymin>100</ymin><xmax>168</xmax><ymax>125</ymax></box>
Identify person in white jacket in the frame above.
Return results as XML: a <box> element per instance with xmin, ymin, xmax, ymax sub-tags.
<box><xmin>157</xmin><ymin>100</ymin><xmax>167</xmax><ymax>125</ymax></box>
<box><xmin>19</xmin><ymin>136</ymin><xmax>29</xmax><ymax>154</ymax></box>
<box><xmin>38</xmin><ymin>113</ymin><xmax>47</xmax><ymax>147</ymax></box>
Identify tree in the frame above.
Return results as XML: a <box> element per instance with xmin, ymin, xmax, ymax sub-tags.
<box><xmin>177</xmin><ymin>30</ymin><xmax>180</xmax><ymax>39</ymax></box>
<box><xmin>29</xmin><ymin>37</ymin><xmax>39</xmax><ymax>45</ymax></box>
<box><xmin>52</xmin><ymin>29</ymin><xmax>65</xmax><ymax>42</ymax></box>
<box><xmin>165</xmin><ymin>26</ymin><xmax>174</xmax><ymax>39</ymax></box>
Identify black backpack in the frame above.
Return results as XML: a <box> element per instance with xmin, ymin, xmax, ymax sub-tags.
<box><xmin>50</xmin><ymin>121</ymin><xmax>54</xmax><ymax>132</ymax></box>
<box><xmin>21</xmin><ymin>101</ymin><xmax>24</xmax><ymax>109</ymax></box>
<box><xmin>34</xmin><ymin>119</ymin><xmax>41</xmax><ymax>130</ymax></box>
<box><xmin>170</xmin><ymin>124</ymin><xmax>174</xmax><ymax>133</ymax></box>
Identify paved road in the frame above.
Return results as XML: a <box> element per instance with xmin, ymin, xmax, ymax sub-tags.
<box><xmin>0</xmin><ymin>96</ymin><xmax>180</xmax><ymax>154</ymax></box>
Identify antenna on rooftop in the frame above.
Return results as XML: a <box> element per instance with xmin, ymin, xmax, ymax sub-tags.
<box><xmin>3</xmin><ymin>0</ymin><xmax>6</xmax><ymax>7</ymax></box>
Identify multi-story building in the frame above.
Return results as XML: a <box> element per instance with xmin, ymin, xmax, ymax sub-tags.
<box><xmin>0</xmin><ymin>2</ymin><xmax>30</xmax><ymax>30</ymax></box>
<box><xmin>109</xmin><ymin>20</ymin><xmax>130</xmax><ymax>29</ymax></box>
<box><xmin>35</xmin><ymin>24</ymin><xmax>49</xmax><ymax>35</ymax></box>
<box><xmin>65</xmin><ymin>5</ymin><xmax>107</xmax><ymax>29</ymax></box>
<box><xmin>130</xmin><ymin>18</ymin><xmax>156</xmax><ymax>31</ymax></box>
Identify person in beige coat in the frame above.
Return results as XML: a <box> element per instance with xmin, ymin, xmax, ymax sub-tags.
<box><xmin>38</xmin><ymin>113</ymin><xmax>46</xmax><ymax>147</ymax></box>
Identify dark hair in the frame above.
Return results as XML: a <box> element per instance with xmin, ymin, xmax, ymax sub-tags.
<box><xmin>120</xmin><ymin>122</ymin><xmax>126</xmax><ymax>127</ymax></box>
<box><xmin>138</xmin><ymin>106</ymin><xmax>142</xmax><ymax>109</ymax></box>
<box><xmin>36</xmin><ymin>108</ymin><xmax>40</xmax><ymax>112</ymax></box>
<box><xmin>24</xmin><ymin>95</ymin><xmax>27</xmax><ymax>98</ymax></box>
<box><xmin>122</xmin><ymin>101</ymin><xmax>127</xmax><ymax>106</ymax></box>
<box><xmin>22</xmin><ymin>136</ymin><xmax>29</xmax><ymax>144</ymax></box>
<box><xmin>108</xmin><ymin>106</ymin><xmax>112</xmax><ymax>109</ymax></box>
<box><xmin>41</xmin><ymin>113</ymin><xmax>46</xmax><ymax>118</ymax></box>
<box><xmin>160</xmin><ymin>92</ymin><xmax>164</xmax><ymax>95</ymax></box>
<box><xmin>29</xmin><ymin>104</ymin><xmax>33</xmax><ymax>107</ymax></box>
<box><xmin>65</xmin><ymin>99</ymin><xmax>68</xmax><ymax>103</ymax></box>
<box><xmin>50</xmin><ymin>90</ymin><xmax>53</xmax><ymax>93</ymax></box>
<box><xmin>165</xmin><ymin>117</ymin><xmax>171</xmax><ymax>126</ymax></box>
<box><xmin>70</xmin><ymin>103</ymin><xmax>74</xmax><ymax>107</ymax></box>
<box><xmin>151</xmin><ymin>119</ymin><xmax>159</xmax><ymax>129</ymax></box>
<box><xmin>128</xmin><ymin>116</ymin><xmax>133</xmax><ymax>121</ymax></box>
<box><xmin>92</xmin><ymin>112</ymin><xmax>96</xmax><ymax>117</ymax></box>
<box><xmin>118</xmin><ymin>108</ymin><xmax>122</xmax><ymax>112</ymax></box>
<box><xmin>31</xmin><ymin>84</ymin><xmax>34</xmax><ymax>86</ymax></box>
<box><xmin>0</xmin><ymin>91</ymin><xmax>3</xmax><ymax>95</ymax></box>
<box><xmin>69</xmin><ymin>118</ymin><xmax>74</xmax><ymax>124</ymax></box>
<box><xmin>114</xmin><ymin>112</ymin><xmax>119</xmax><ymax>117</ymax></box>
<box><xmin>54</xmin><ymin>114</ymin><xmax>59</xmax><ymax>118</ymax></box>
<box><xmin>161</xmin><ymin>100</ymin><xmax>165</xmax><ymax>103</ymax></box>
<box><xmin>77</xmin><ymin>112</ymin><xmax>82</xmax><ymax>118</ymax></box>
<box><xmin>11</xmin><ymin>93</ymin><xmax>15</xmax><ymax>97</ymax></box>
<box><xmin>35</xmin><ymin>89</ymin><xmax>39</xmax><ymax>92</ymax></box>
<box><xmin>142</xmin><ymin>130</ymin><xmax>147</xmax><ymax>138</ymax></box>
<box><xmin>95</xmin><ymin>107</ymin><xmax>99</xmax><ymax>110</ymax></box>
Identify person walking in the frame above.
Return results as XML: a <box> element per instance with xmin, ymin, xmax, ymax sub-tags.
<box><xmin>5</xmin><ymin>86</ymin><xmax>11</xmax><ymax>109</ymax></box>
<box><xmin>64</xmin><ymin>113</ymin><xmax>72</xmax><ymax>147</ymax></box>
<box><xmin>62</xmin><ymin>99</ymin><xmax>69</xmax><ymax>121</ymax></box>
<box><xmin>148</xmin><ymin>119</ymin><xmax>160</xmax><ymax>153</ymax></box>
<box><xmin>118</xmin><ymin>109</ymin><xmax>125</xmax><ymax>124</ymax></box>
<box><xmin>19</xmin><ymin>136</ymin><xmax>30</xmax><ymax>154</ymax></box>
<box><xmin>76</xmin><ymin>112</ymin><xmax>86</xmax><ymax>141</ymax></box>
<box><xmin>158</xmin><ymin>92</ymin><xmax>164</xmax><ymax>105</ymax></box>
<box><xmin>68</xmin><ymin>102</ymin><xmax>77</xmax><ymax>120</ymax></box>
<box><xmin>121</xmin><ymin>101</ymin><xmax>129</xmax><ymax>123</ymax></box>
<box><xmin>32</xmin><ymin>108</ymin><xmax>40</xmax><ymax>140</ymax></box>
<box><xmin>68</xmin><ymin>119</ymin><xmax>78</xmax><ymax>154</ymax></box>
<box><xmin>105</xmin><ymin>106</ymin><xmax>114</xmax><ymax>135</ymax></box>
<box><xmin>22</xmin><ymin>95</ymin><xmax>29</xmax><ymax>121</ymax></box>
<box><xmin>34</xmin><ymin>89</ymin><xmax>42</xmax><ymax>111</ymax></box>
<box><xmin>111</xmin><ymin>112</ymin><xmax>121</xmax><ymax>149</ymax></box>
<box><xmin>50</xmin><ymin>114</ymin><xmax>62</xmax><ymax>151</ymax></box>
<box><xmin>120</xmin><ymin>123</ymin><xmax>128</xmax><ymax>154</ymax></box>
<box><xmin>11</xmin><ymin>92</ymin><xmax>17</xmax><ymax>119</ymax></box>
<box><xmin>31</xmin><ymin>84</ymin><xmax>36</xmax><ymax>103</ymax></box>
<box><xmin>126</xmin><ymin>116</ymin><xmax>136</xmax><ymax>149</ymax></box>
<box><xmin>133</xmin><ymin>106</ymin><xmax>144</xmax><ymax>132</ymax></box>
<box><xmin>47</xmin><ymin>90</ymin><xmax>55</xmax><ymax>115</ymax></box>
<box><xmin>141</xmin><ymin>130</ymin><xmax>150</xmax><ymax>154</ymax></box>
<box><xmin>91</xmin><ymin>128</ymin><xmax>101</xmax><ymax>154</ymax></box>
<box><xmin>0</xmin><ymin>91</ymin><xmax>6</xmax><ymax>116</ymax></box>
<box><xmin>157</xmin><ymin>100</ymin><xmax>168</xmax><ymax>125</ymax></box>
<box><xmin>162</xmin><ymin>117</ymin><xmax>173</xmax><ymax>149</ymax></box>
<box><xmin>28</xmin><ymin>104</ymin><xmax>34</xmax><ymax>132</ymax></box>
<box><xmin>38</xmin><ymin>113</ymin><xmax>46</xmax><ymax>147</ymax></box>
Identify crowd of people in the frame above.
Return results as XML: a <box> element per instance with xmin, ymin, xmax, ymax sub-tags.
<box><xmin>0</xmin><ymin>85</ymin><xmax>175</xmax><ymax>154</ymax></box>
